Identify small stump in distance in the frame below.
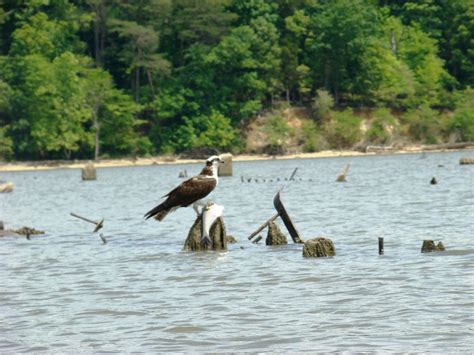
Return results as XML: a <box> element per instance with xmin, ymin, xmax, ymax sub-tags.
<box><xmin>82</xmin><ymin>162</ymin><xmax>97</xmax><ymax>180</ymax></box>
<box><xmin>266</xmin><ymin>221</ymin><xmax>288</xmax><ymax>245</ymax></box>
<box><xmin>430</xmin><ymin>177</ymin><xmax>437</xmax><ymax>185</ymax></box>
<box><xmin>218</xmin><ymin>153</ymin><xmax>233</xmax><ymax>176</ymax></box>
<box><xmin>459</xmin><ymin>157</ymin><xmax>474</xmax><ymax>165</ymax></box>
<box><xmin>303</xmin><ymin>237</ymin><xmax>335</xmax><ymax>258</ymax></box>
<box><xmin>183</xmin><ymin>216</ymin><xmax>227</xmax><ymax>251</ymax></box>
<box><xmin>421</xmin><ymin>240</ymin><xmax>445</xmax><ymax>253</ymax></box>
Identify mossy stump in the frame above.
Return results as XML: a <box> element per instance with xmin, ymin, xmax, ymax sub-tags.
<box><xmin>303</xmin><ymin>237</ymin><xmax>335</xmax><ymax>258</ymax></box>
<box><xmin>183</xmin><ymin>216</ymin><xmax>227</xmax><ymax>251</ymax></box>
<box><xmin>421</xmin><ymin>240</ymin><xmax>445</xmax><ymax>253</ymax></box>
<box><xmin>82</xmin><ymin>162</ymin><xmax>97</xmax><ymax>180</ymax></box>
<box><xmin>266</xmin><ymin>221</ymin><xmax>288</xmax><ymax>245</ymax></box>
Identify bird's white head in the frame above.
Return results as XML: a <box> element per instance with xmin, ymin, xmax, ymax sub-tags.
<box><xmin>205</xmin><ymin>155</ymin><xmax>224</xmax><ymax>177</ymax></box>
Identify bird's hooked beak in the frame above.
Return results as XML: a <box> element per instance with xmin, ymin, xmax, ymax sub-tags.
<box><xmin>218</xmin><ymin>158</ymin><xmax>225</xmax><ymax>164</ymax></box>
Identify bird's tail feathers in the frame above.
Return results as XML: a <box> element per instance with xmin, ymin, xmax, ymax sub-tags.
<box><xmin>144</xmin><ymin>204</ymin><xmax>178</xmax><ymax>222</ymax></box>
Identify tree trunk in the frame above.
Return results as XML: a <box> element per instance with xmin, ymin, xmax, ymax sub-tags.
<box><xmin>133</xmin><ymin>67</ymin><xmax>140</xmax><ymax>102</ymax></box>
<box><xmin>93</xmin><ymin>107</ymin><xmax>100</xmax><ymax>161</ymax></box>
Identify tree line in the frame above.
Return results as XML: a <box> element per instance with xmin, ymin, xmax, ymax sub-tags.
<box><xmin>0</xmin><ymin>0</ymin><xmax>472</xmax><ymax>160</ymax></box>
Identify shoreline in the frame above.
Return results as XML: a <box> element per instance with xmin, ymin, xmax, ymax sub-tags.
<box><xmin>1</xmin><ymin>144</ymin><xmax>473</xmax><ymax>172</ymax></box>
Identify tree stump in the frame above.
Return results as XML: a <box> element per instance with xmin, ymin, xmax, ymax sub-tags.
<box><xmin>266</xmin><ymin>221</ymin><xmax>288</xmax><ymax>245</ymax></box>
<box><xmin>0</xmin><ymin>181</ymin><xmax>13</xmax><ymax>193</ymax></box>
<box><xmin>183</xmin><ymin>216</ymin><xmax>227</xmax><ymax>251</ymax></box>
<box><xmin>303</xmin><ymin>237</ymin><xmax>335</xmax><ymax>258</ymax></box>
<box><xmin>459</xmin><ymin>157</ymin><xmax>474</xmax><ymax>165</ymax></box>
<box><xmin>421</xmin><ymin>240</ymin><xmax>445</xmax><ymax>253</ymax></box>
<box><xmin>82</xmin><ymin>162</ymin><xmax>97</xmax><ymax>180</ymax></box>
<box><xmin>218</xmin><ymin>153</ymin><xmax>233</xmax><ymax>176</ymax></box>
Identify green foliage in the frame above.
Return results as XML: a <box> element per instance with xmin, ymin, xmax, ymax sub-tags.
<box><xmin>401</xmin><ymin>105</ymin><xmax>442</xmax><ymax>144</ymax></box>
<box><xmin>263</xmin><ymin>114</ymin><xmax>293</xmax><ymax>153</ymax></box>
<box><xmin>450</xmin><ymin>89</ymin><xmax>474</xmax><ymax>141</ymax></box>
<box><xmin>0</xmin><ymin>0</ymin><xmax>473</xmax><ymax>160</ymax></box>
<box><xmin>311</xmin><ymin>89</ymin><xmax>334</xmax><ymax>120</ymax></box>
<box><xmin>323</xmin><ymin>109</ymin><xmax>362</xmax><ymax>148</ymax></box>
<box><xmin>0</xmin><ymin>125</ymin><xmax>13</xmax><ymax>160</ymax></box>
<box><xmin>100</xmin><ymin>88</ymin><xmax>151</xmax><ymax>156</ymax></box>
<box><xmin>300</xmin><ymin>119</ymin><xmax>321</xmax><ymax>153</ymax></box>
<box><xmin>365</xmin><ymin>108</ymin><xmax>399</xmax><ymax>145</ymax></box>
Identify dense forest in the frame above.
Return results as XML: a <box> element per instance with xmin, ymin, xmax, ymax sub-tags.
<box><xmin>0</xmin><ymin>0</ymin><xmax>472</xmax><ymax>161</ymax></box>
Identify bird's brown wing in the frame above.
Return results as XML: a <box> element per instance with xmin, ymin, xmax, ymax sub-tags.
<box><xmin>162</xmin><ymin>176</ymin><xmax>217</xmax><ymax>208</ymax></box>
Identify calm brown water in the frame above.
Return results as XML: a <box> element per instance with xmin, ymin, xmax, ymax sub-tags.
<box><xmin>1</xmin><ymin>151</ymin><xmax>473</xmax><ymax>352</ymax></box>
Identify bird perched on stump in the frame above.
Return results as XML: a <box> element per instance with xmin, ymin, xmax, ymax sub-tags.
<box><xmin>144</xmin><ymin>155</ymin><xmax>224</xmax><ymax>221</ymax></box>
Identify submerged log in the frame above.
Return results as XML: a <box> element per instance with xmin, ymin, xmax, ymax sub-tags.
<box><xmin>303</xmin><ymin>237</ymin><xmax>335</xmax><ymax>258</ymax></box>
<box><xmin>421</xmin><ymin>240</ymin><xmax>446</xmax><ymax>253</ymax></box>
<box><xmin>266</xmin><ymin>221</ymin><xmax>288</xmax><ymax>245</ymax></box>
<box><xmin>11</xmin><ymin>226</ymin><xmax>45</xmax><ymax>235</ymax></box>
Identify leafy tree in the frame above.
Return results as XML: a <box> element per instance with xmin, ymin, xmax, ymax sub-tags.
<box><xmin>305</xmin><ymin>0</ymin><xmax>381</xmax><ymax>102</ymax></box>
<box><xmin>450</xmin><ymin>88</ymin><xmax>474</xmax><ymax>142</ymax></box>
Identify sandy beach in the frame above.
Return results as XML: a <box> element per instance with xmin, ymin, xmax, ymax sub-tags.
<box><xmin>0</xmin><ymin>144</ymin><xmax>473</xmax><ymax>172</ymax></box>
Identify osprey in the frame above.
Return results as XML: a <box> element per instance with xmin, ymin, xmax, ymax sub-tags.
<box><xmin>144</xmin><ymin>155</ymin><xmax>224</xmax><ymax>221</ymax></box>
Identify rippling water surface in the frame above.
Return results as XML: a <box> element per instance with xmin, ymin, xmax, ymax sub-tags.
<box><xmin>1</xmin><ymin>151</ymin><xmax>473</xmax><ymax>352</ymax></box>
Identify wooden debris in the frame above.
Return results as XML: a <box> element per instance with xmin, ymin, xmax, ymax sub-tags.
<box><xmin>430</xmin><ymin>177</ymin><xmax>437</xmax><ymax>185</ymax></box>
<box><xmin>289</xmin><ymin>167</ymin><xmax>298</xmax><ymax>181</ymax></box>
<box><xmin>421</xmin><ymin>240</ymin><xmax>446</xmax><ymax>253</ymax></box>
<box><xmin>378</xmin><ymin>237</ymin><xmax>384</xmax><ymax>255</ymax></box>
<box><xmin>11</xmin><ymin>226</ymin><xmax>45</xmax><ymax>235</ymax></box>
<box><xmin>99</xmin><ymin>233</ymin><xmax>107</xmax><ymax>244</ymax></box>
<box><xmin>336</xmin><ymin>163</ymin><xmax>351</xmax><ymax>182</ymax></box>
<box><xmin>303</xmin><ymin>237</ymin><xmax>335</xmax><ymax>258</ymax></box>
<box><xmin>248</xmin><ymin>213</ymin><xmax>279</xmax><ymax>240</ymax></box>
<box><xmin>179</xmin><ymin>169</ymin><xmax>188</xmax><ymax>178</ymax></box>
<box><xmin>273</xmin><ymin>190</ymin><xmax>303</xmax><ymax>243</ymax></box>
<box><xmin>70</xmin><ymin>212</ymin><xmax>104</xmax><ymax>233</ymax></box>
<box><xmin>252</xmin><ymin>235</ymin><xmax>263</xmax><ymax>244</ymax></box>
<box><xmin>266</xmin><ymin>221</ymin><xmax>287</xmax><ymax>245</ymax></box>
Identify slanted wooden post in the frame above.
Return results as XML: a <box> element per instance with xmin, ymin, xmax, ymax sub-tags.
<box><xmin>336</xmin><ymin>163</ymin><xmax>351</xmax><ymax>182</ymax></box>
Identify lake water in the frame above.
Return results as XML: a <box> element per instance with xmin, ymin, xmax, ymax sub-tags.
<box><xmin>1</xmin><ymin>151</ymin><xmax>473</xmax><ymax>352</ymax></box>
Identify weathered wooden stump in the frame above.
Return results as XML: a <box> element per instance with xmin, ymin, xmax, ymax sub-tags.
<box><xmin>303</xmin><ymin>237</ymin><xmax>335</xmax><ymax>258</ymax></box>
<box><xmin>82</xmin><ymin>162</ymin><xmax>97</xmax><ymax>180</ymax></box>
<box><xmin>421</xmin><ymin>240</ymin><xmax>445</xmax><ymax>253</ymax></box>
<box><xmin>266</xmin><ymin>221</ymin><xmax>288</xmax><ymax>245</ymax></box>
<box><xmin>430</xmin><ymin>177</ymin><xmax>438</xmax><ymax>185</ymax></box>
<box><xmin>183</xmin><ymin>216</ymin><xmax>227</xmax><ymax>251</ymax></box>
<box><xmin>459</xmin><ymin>157</ymin><xmax>474</xmax><ymax>165</ymax></box>
<box><xmin>218</xmin><ymin>153</ymin><xmax>233</xmax><ymax>176</ymax></box>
